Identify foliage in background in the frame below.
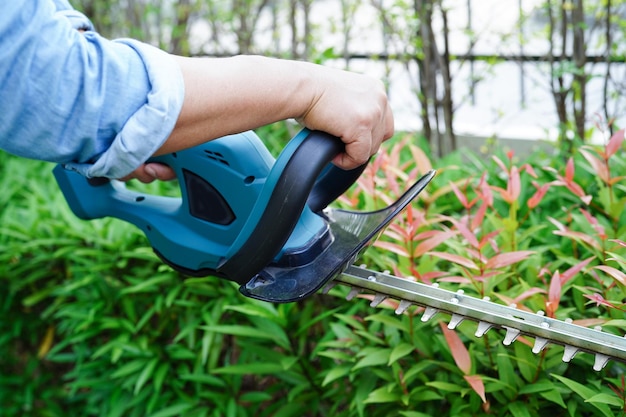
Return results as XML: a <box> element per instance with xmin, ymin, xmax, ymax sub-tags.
<box><xmin>1</xmin><ymin>124</ymin><xmax>626</xmax><ymax>416</ymax></box>
<box><xmin>71</xmin><ymin>0</ymin><xmax>626</xmax><ymax>153</ymax></box>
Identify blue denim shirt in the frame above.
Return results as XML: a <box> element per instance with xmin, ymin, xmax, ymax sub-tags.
<box><xmin>0</xmin><ymin>0</ymin><xmax>185</xmax><ymax>178</ymax></box>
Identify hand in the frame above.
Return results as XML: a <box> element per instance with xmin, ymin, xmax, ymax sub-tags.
<box><xmin>296</xmin><ymin>66</ymin><xmax>394</xmax><ymax>170</ymax></box>
<box><xmin>119</xmin><ymin>162</ymin><xmax>176</xmax><ymax>183</ymax></box>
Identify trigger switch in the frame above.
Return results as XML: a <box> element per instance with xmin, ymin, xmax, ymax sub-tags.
<box><xmin>183</xmin><ymin>169</ymin><xmax>235</xmax><ymax>225</ymax></box>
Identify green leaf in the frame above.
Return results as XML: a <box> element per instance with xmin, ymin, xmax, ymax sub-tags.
<box><xmin>179</xmin><ymin>373</ymin><xmax>226</xmax><ymax>387</ymax></box>
<box><xmin>111</xmin><ymin>359</ymin><xmax>149</xmax><ymax>379</ymax></box>
<box><xmin>213</xmin><ymin>362</ymin><xmax>285</xmax><ymax>375</ymax></box>
<box><xmin>363</xmin><ymin>385</ymin><xmax>401</xmax><ymax>404</ymax></box>
<box><xmin>365</xmin><ymin>313</ymin><xmax>407</xmax><ymax>331</ymax></box>
<box><xmin>147</xmin><ymin>402</ymin><xmax>194</xmax><ymax>417</ymax></box>
<box><xmin>134</xmin><ymin>358</ymin><xmax>158</xmax><ymax>395</ymax></box>
<box><xmin>388</xmin><ymin>343</ymin><xmax>415</xmax><ymax>365</ymax></box>
<box><xmin>201</xmin><ymin>325</ymin><xmax>289</xmax><ymax>349</ymax></box>
<box><xmin>508</xmin><ymin>401</ymin><xmax>532</xmax><ymax>417</ymax></box>
<box><xmin>322</xmin><ymin>365</ymin><xmax>351</xmax><ymax>386</ymax></box>
<box><xmin>399</xmin><ymin>412</ymin><xmax>433</xmax><ymax>417</ymax></box>
<box><xmin>425</xmin><ymin>381</ymin><xmax>464</xmax><ymax>393</ymax></box>
<box><xmin>585</xmin><ymin>393</ymin><xmax>624</xmax><ymax>407</ymax></box>
<box><xmin>239</xmin><ymin>391</ymin><xmax>273</xmax><ymax>403</ymax></box>
<box><xmin>552</xmin><ymin>374</ymin><xmax>615</xmax><ymax>417</ymax></box>
<box><xmin>120</xmin><ymin>275</ymin><xmax>172</xmax><ymax>294</ymax></box>
<box><xmin>352</xmin><ymin>348</ymin><xmax>390</xmax><ymax>370</ymax></box>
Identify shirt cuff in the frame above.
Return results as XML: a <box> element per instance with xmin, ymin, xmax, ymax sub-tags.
<box><xmin>65</xmin><ymin>40</ymin><xmax>185</xmax><ymax>179</ymax></box>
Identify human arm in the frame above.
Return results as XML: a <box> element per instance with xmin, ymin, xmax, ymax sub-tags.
<box><xmin>127</xmin><ymin>56</ymin><xmax>393</xmax><ymax>182</ymax></box>
<box><xmin>160</xmin><ymin>55</ymin><xmax>393</xmax><ymax>171</ymax></box>
<box><xmin>0</xmin><ymin>0</ymin><xmax>392</xmax><ymax>180</ymax></box>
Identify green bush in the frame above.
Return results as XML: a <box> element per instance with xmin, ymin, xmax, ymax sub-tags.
<box><xmin>1</xmin><ymin>126</ymin><xmax>625</xmax><ymax>416</ymax></box>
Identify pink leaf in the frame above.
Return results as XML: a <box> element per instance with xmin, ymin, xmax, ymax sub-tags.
<box><xmin>373</xmin><ymin>241</ymin><xmax>409</xmax><ymax>257</ymax></box>
<box><xmin>553</xmin><ymin>230</ymin><xmax>601</xmax><ymax>250</ymax></box>
<box><xmin>464</xmin><ymin>375</ymin><xmax>487</xmax><ymax>403</ymax></box>
<box><xmin>449</xmin><ymin>180</ymin><xmax>470</xmax><ymax>208</ymax></box>
<box><xmin>439</xmin><ymin>322</ymin><xmax>471</xmax><ymax>374</ymax></box>
<box><xmin>427</xmin><ymin>251</ymin><xmax>479</xmax><ymax>270</ymax></box>
<box><xmin>580</xmin><ymin>148</ymin><xmax>610</xmax><ymax>184</ymax></box>
<box><xmin>606</xmin><ymin>129</ymin><xmax>625</xmax><ymax>158</ymax></box>
<box><xmin>547</xmin><ymin>271</ymin><xmax>562</xmax><ymax>318</ymax></box>
<box><xmin>583</xmin><ymin>293</ymin><xmax>617</xmax><ymax>309</ymax></box>
<box><xmin>484</xmin><ymin>251</ymin><xmax>534</xmax><ymax>269</ymax></box>
<box><xmin>492</xmin><ymin>155</ymin><xmax>508</xmax><ymax>174</ymax></box>
<box><xmin>565</xmin><ymin>158</ymin><xmax>575</xmax><ymax>182</ymax></box>
<box><xmin>593</xmin><ymin>265</ymin><xmax>626</xmax><ymax>286</ymax></box>
<box><xmin>477</xmin><ymin>173</ymin><xmax>494</xmax><ymax>206</ymax></box>
<box><xmin>560</xmin><ymin>256</ymin><xmax>595</xmax><ymax>285</ymax></box>
<box><xmin>573</xmin><ymin>318</ymin><xmax>608</xmax><ymax>327</ymax></box>
<box><xmin>413</xmin><ymin>230</ymin><xmax>457</xmax><ymax>257</ymax></box>
<box><xmin>507</xmin><ymin>165</ymin><xmax>521</xmax><ymax>202</ymax></box>
<box><xmin>471</xmin><ymin>201</ymin><xmax>489</xmax><ymax>231</ymax></box>
<box><xmin>513</xmin><ymin>287</ymin><xmax>547</xmax><ymax>304</ymax></box>
<box><xmin>452</xmin><ymin>220</ymin><xmax>480</xmax><ymax>249</ymax></box>
<box><xmin>494</xmin><ymin>294</ymin><xmax>534</xmax><ymax>312</ymax></box>
<box><xmin>580</xmin><ymin>208</ymin><xmax>607</xmax><ymax>239</ymax></box>
<box><xmin>610</xmin><ymin>239</ymin><xmax>626</xmax><ymax>248</ymax></box>
<box><xmin>527</xmin><ymin>181</ymin><xmax>550</xmax><ymax>209</ymax></box>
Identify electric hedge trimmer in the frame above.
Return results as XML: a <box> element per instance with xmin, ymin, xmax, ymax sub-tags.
<box><xmin>53</xmin><ymin>129</ymin><xmax>626</xmax><ymax>371</ymax></box>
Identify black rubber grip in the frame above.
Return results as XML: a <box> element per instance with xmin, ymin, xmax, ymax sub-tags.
<box><xmin>217</xmin><ymin>130</ymin><xmax>364</xmax><ymax>284</ymax></box>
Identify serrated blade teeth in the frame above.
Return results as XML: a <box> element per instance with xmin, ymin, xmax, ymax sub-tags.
<box><xmin>370</xmin><ymin>293</ymin><xmax>387</xmax><ymax>307</ymax></box>
<box><xmin>448</xmin><ymin>314</ymin><xmax>465</xmax><ymax>330</ymax></box>
<box><xmin>593</xmin><ymin>354</ymin><xmax>610</xmax><ymax>371</ymax></box>
<box><xmin>321</xmin><ymin>282</ymin><xmax>337</xmax><ymax>294</ymax></box>
<box><xmin>532</xmin><ymin>337</ymin><xmax>550</xmax><ymax>354</ymax></box>
<box><xmin>346</xmin><ymin>287</ymin><xmax>361</xmax><ymax>301</ymax></box>
<box><xmin>503</xmin><ymin>327</ymin><xmax>521</xmax><ymax>346</ymax></box>
<box><xmin>562</xmin><ymin>345</ymin><xmax>579</xmax><ymax>362</ymax></box>
<box><xmin>475</xmin><ymin>321</ymin><xmax>493</xmax><ymax>337</ymax></box>
<box><xmin>395</xmin><ymin>300</ymin><xmax>412</xmax><ymax>315</ymax></box>
<box><xmin>421</xmin><ymin>306</ymin><xmax>438</xmax><ymax>322</ymax></box>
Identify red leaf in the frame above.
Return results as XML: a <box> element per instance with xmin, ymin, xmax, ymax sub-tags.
<box><xmin>471</xmin><ymin>201</ymin><xmax>489</xmax><ymax>231</ymax></box>
<box><xmin>547</xmin><ymin>271</ymin><xmax>562</xmax><ymax>317</ymax></box>
<box><xmin>427</xmin><ymin>251</ymin><xmax>479</xmax><ymax>270</ymax></box>
<box><xmin>507</xmin><ymin>165</ymin><xmax>521</xmax><ymax>202</ymax></box>
<box><xmin>453</xmin><ymin>220</ymin><xmax>480</xmax><ymax>249</ymax></box>
<box><xmin>565</xmin><ymin>157</ymin><xmax>575</xmax><ymax>182</ymax></box>
<box><xmin>527</xmin><ymin>181</ymin><xmax>550</xmax><ymax>209</ymax></box>
<box><xmin>610</xmin><ymin>239</ymin><xmax>626</xmax><ymax>248</ymax></box>
<box><xmin>439</xmin><ymin>322</ymin><xmax>471</xmax><ymax>374</ymax></box>
<box><xmin>560</xmin><ymin>256</ymin><xmax>595</xmax><ymax>285</ymax></box>
<box><xmin>553</xmin><ymin>230</ymin><xmax>601</xmax><ymax>250</ymax></box>
<box><xmin>513</xmin><ymin>287</ymin><xmax>547</xmax><ymax>304</ymax></box>
<box><xmin>573</xmin><ymin>318</ymin><xmax>608</xmax><ymax>327</ymax></box>
<box><xmin>580</xmin><ymin>148</ymin><xmax>610</xmax><ymax>184</ymax></box>
<box><xmin>373</xmin><ymin>241</ymin><xmax>409</xmax><ymax>257</ymax></box>
<box><xmin>464</xmin><ymin>375</ymin><xmax>487</xmax><ymax>403</ymax></box>
<box><xmin>580</xmin><ymin>208</ymin><xmax>607</xmax><ymax>239</ymax></box>
<box><xmin>449</xmin><ymin>180</ymin><xmax>469</xmax><ymax>208</ymax></box>
<box><xmin>492</xmin><ymin>155</ymin><xmax>508</xmax><ymax>174</ymax></box>
<box><xmin>606</xmin><ymin>129</ymin><xmax>625</xmax><ymax>158</ymax></box>
<box><xmin>583</xmin><ymin>293</ymin><xmax>617</xmax><ymax>309</ymax></box>
<box><xmin>484</xmin><ymin>251</ymin><xmax>534</xmax><ymax>269</ymax></box>
<box><xmin>477</xmin><ymin>173</ymin><xmax>493</xmax><ymax>206</ymax></box>
<box><xmin>413</xmin><ymin>230</ymin><xmax>457</xmax><ymax>257</ymax></box>
<box><xmin>593</xmin><ymin>265</ymin><xmax>626</xmax><ymax>286</ymax></box>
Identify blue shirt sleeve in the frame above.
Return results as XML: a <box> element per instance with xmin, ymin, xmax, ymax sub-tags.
<box><xmin>0</xmin><ymin>0</ymin><xmax>185</xmax><ymax>178</ymax></box>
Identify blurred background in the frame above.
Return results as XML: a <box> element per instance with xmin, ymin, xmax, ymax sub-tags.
<box><xmin>74</xmin><ymin>0</ymin><xmax>626</xmax><ymax>156</ymax></box>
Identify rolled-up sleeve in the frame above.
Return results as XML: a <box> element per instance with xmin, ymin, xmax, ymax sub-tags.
<box><xmin>0</xmin><ymin>0</ymin><xmax>185</xmax><ymax>178</ymax></box>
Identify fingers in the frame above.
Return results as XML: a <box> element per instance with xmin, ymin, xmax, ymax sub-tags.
<box><xmin>299</xmin><ymin>67</ymin><xmax>394</xmax><ymax>170</ymax></box>
<box><xmin>333</xmin><ymin>95</ymin><xmax>394</xmax><ymax>170</ymax></box>
<box><xmin>119</xmin><ymin>162</ymin><xmax>176</xmax><ymax>183</ymax></box>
